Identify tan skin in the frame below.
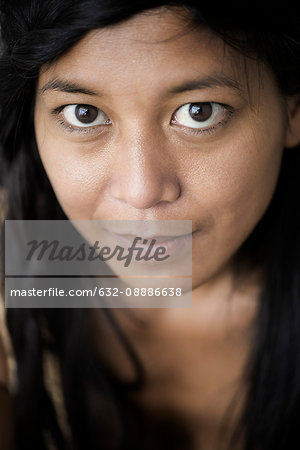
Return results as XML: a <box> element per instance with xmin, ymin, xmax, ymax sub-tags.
<box><xmin>2</xmin><ymin>6</ymin><xmax>300</xmax><ymax>450</ymax></box>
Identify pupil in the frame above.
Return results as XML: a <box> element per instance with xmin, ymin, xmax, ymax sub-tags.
<box><xmin>75</xmin><ymin>105</ymin><xmax>98</xmax><ymax>123</ymax></box>
<box><xmin>189</xmin><ymin>103</ymin><xmax>212</xmax><ymax>122</ymax></box>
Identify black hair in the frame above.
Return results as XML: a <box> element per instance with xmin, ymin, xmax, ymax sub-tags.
<box><xmin>0</xmin><ymin>1</ymin><xmax>300</xmax><ymax>449</ymax></box>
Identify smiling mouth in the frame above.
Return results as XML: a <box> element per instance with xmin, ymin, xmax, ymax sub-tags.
<box><xmin>114</xmin><ymin>233</ymin><xmax>187</xmax><ymax>243</ymax></box>
<box><xmin>102</xmin><ymin>229</ymin><xmax>197</xmax><ymax>257</ymax></box>
<box><xmin>103</xmin><ymin>226</ymin><xmax>197</xmax><ymax>240</ymax></box>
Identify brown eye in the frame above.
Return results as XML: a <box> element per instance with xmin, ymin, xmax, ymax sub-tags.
<box><xmin>62</xmin><ymin>104</ymin><xmax>111</xmax><ymax>128</ymax></box>
<box><xmin>75</xmin><ymin>105</ymin><xmax>99</xmax><ymax>124</ymax></box>
<box><xmin>189</xmin><ymin>103</ymin><xmax>213</xmax><ymax>122</ymax></box>
<box><xmin>172</xmin><ymin>102</ymin><xmax>228</xmax><ymax>130</ymax></box>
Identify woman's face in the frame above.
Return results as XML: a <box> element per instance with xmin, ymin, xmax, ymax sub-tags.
<box><xmin>34</xmin><ymin>8</ymin><xmax>292</xmax><ymax>289</ymax></box>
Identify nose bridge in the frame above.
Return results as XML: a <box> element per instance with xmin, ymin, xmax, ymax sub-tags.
<box><xmin>108</xmin><ymin>122</ymin><xmax>181</xmax><ymax>209</ymax></box>
<box><xmin>124</xmin><ymin>124</ymin><xmax>162</xmax><ymax>175</ymax></box>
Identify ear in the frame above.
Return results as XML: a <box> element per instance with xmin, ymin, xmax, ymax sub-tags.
<box><xmin>285</xmin><ymin>94</ymin><xmax>300</xmax><ymax>148</ymax></box>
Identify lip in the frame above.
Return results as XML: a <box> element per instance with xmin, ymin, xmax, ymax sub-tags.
<box><xmin>115</xmin><ymin>233</ymin><xmax>185</xmax><ymax>243</ymax></box>
<box><xmin>104</xmin><ymin>230</ymin><xmax>196</xmax><ymax>259</ymax></box>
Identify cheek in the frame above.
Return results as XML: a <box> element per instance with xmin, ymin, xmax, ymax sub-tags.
<box><xmin>188</xmin><ymin>116</ymin><xmax>284</xmax><ymax>257</ymax></box>
<box><xmin>182</xmin><ymin>115</ymin><xmax>285</xmax><ymax>286</ymax></box>
<box><xmin>49</xmin><ymin>158</ymin><xmax>103</xmax><ymax>218</ymax></box>
<box><xmin>35</xmin><ymin>124</ymin><xmax>109</xmax><ymax>219</ymax></box>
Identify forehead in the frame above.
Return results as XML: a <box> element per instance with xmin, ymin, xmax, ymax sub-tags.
<box><xmin>38</xmin><ymin>7</ymin><xmax>258</xmax><ymax>98</ymax></box>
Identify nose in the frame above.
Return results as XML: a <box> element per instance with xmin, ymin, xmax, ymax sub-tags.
<box><xmin>108</xmin><ymin>129</ymin><xmax>181</xmax><ymax>209</ymax></box>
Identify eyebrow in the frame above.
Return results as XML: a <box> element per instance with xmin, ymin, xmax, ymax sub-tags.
<box><xmin>168</xmin><ymin>73</ymin><xmax>242</xmax><ymax>94</ymax></box>
<box><xmin>40</xmin><ymin>79</ymin><xmax>99</xmax><ymax>96</ymax></box>
<box><xmin>40</xmin><ymin>72</ymin><xmax>242</xmax><ymax>97</ymax></box>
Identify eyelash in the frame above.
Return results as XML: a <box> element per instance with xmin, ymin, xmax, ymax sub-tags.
<box><xmin>172</xmin><ymin>104</ymin><xmax>234</xmax><ymax>136</ymax></box>
<box><xmin>51</xmin><ymin>103</ymin><xmax>235</xmax><ymax>136</ymax></box>
<box><xmin>51</xmin><ymin>106</ymin><xmax>106</xmax><ymax>135</ymax></box>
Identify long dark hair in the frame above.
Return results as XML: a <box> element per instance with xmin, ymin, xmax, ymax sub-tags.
<box><xmin>0</xmin><ymin>1</ymin><xmax>300</xmax><ymax>449</ymax></box>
